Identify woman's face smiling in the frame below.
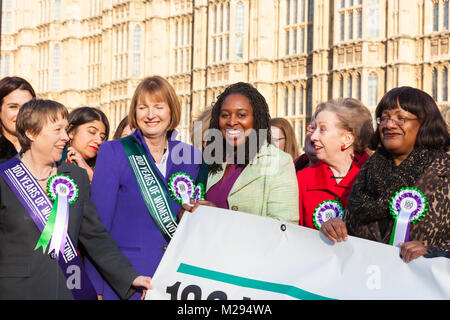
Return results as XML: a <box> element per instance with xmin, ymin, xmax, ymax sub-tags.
<box><xmin>379</xmin><ymin>106</ymin><xmax>421</xmax><ymax>163</ymax></box>
<box><xmin>219</xmin><ymin>94</ymin><xmax>254</xmax><ymax>148</ymax></box>
<box><xmin>28</xmin><ymin>115</ymin><xmax>69</xmax><ymax>164</ymax></box>
<box><xmin>136</xmin><ymin>91</ymin><xmax>171</xmax><ymax>139</ymax></box>
<box><xmin>1</xmin><ymin>89</ymin><xmax>34</xmax><ymax>137</ymax></box>
<box><xmin>310</xmin><ymin>110</ymin><xmax>353</xmax><ymax>165</ymax></box>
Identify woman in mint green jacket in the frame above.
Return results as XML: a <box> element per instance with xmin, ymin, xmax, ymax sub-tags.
<box><xmin>184</xmin><ymin>82</ymin><xmax>299</xmax><ymax>224</ymax></box>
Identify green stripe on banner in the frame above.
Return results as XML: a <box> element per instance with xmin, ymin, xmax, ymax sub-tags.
<box><xmin>177</xmin><ymin>263</ymin><xmax>334</xmax><ymax>300</ymax></box>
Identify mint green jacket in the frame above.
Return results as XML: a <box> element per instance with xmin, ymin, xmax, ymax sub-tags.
<box><xmin>206</xmin><ymin>143</ymin><xmax>299</xmax><ymax>224</ymax></box>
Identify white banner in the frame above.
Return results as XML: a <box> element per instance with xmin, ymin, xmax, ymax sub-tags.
<box><xmin>146</xmin><ymin>206</ymin><xmax>450</xmax><ymax>300</ymax></box>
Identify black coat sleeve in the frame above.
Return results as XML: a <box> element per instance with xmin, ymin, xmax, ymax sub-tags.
<box><xmin>77</xmin><ymin>170</ymin><xmax>140</xmax><ymax>300</ymax></box>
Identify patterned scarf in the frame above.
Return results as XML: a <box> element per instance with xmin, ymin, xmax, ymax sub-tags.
<box><xmin>345</xmin><ymin>146</ymin><xmax>443</xmax><ymax>241</ymax></box>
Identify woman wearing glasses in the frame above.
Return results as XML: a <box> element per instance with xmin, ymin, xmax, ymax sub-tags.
<box><xmin>320</xmin><ymin>87</ymin><xmax>449</xmax><ymax>263</ymax></box>
<box><xmin>269</xmin><ymin>118</ymin><xmax>300</xmax><ymax>161</ymax></box>
<box><xmin>297</xmin><ymin>98</ymin><xmax>373</xmax><ymax>228</ymax></box>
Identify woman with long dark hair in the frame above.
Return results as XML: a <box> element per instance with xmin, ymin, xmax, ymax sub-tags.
<box><xmin>182</xmin><ymin>82</ymin><xmax>299</xmax><ymax>224</ymax></box>
<box><xmin>0</xmin><ymin>76</ymin><xmax>36</xmax><ymax>161</ymax></box>
<box><xmin>65</xmin><ymin>107</ymin><xmax>110</xmax><ymax>182</ymax></box>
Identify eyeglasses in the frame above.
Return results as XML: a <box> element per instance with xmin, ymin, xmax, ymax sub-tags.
<box><xmin>306</xmin><ymin>123</ymin><xmax>316</xmax><ymax>133</ymax></box>
<box><xmin>376</xmin><ymin>116</ymin><xmax>418</xmax><ymax>126</ymax></box>
<box><xmin>271</xmin><ymin>137</ymin><xmax>286</xmax><ymax>143</ymax></box>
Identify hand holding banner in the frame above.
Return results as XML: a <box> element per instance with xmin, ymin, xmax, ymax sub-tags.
<box><xmin>146</xmin><ymin>206</ymin><xmax>449</xmax><ymax>300</ymax></box>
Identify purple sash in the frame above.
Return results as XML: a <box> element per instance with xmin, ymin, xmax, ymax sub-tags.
<box><xmin>0</xmin><ymin>158</ymin><xmax>97</xmax><ymax>300</ymax></box>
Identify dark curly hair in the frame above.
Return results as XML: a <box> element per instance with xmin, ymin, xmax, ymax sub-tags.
<box><xmin>205</xmin><ymin>82</ymin><xmax>272</xmax><ymax>174</ymax></box>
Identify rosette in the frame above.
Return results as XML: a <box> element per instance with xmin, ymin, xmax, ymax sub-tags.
<box><xmin>35</xmin><ymin>174</ymin><xmax>79</xmax><ymax>258</ymax></box>
<box><xmin>168</xmin><ymin>172</ymin><xmax>195</xmax><ymax>205</ymax></box>
<box><xmin>313</xmin><ymin>200</ymin><xmax>344</xmax><ymax>230</ymax></box>
<box><xmin>389</xmin><ymin>187</ymin><xmax>428</xmax><ymax>246</ymax></box>
<box><xmin>193</xmin><ymin>183</ymin><xmax>205</xmax><ymax>203</ymax></box>
<box><xmin>389</xmin><ymin>187</ymin><xmax>428</xmax><ymax>224</ymax></box>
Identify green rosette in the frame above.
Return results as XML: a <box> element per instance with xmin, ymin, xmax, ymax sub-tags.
<box><xmin>389</xmin><ymin>187</ymin><xmax>428</xmax><ymax>246</ymax></box>
<box><xmin>192</xmin><ymin>182</ymin><xmax>205</xmax><ymax>202</ymax></box>
<box><xmin>312</xmin><ymin>200</ymin><xmax>344</xmax><ymax>230</ymax></box>
<box><xmin>168</xmin><ymin>172</ymin><xmax>195</xmax><ymax>205</ymax></box>
<box><xmin>389</xmin><ymin>187</ymin><xmax>428</xmax><ymax>225</ymax></box>
<box><xmin>46</xmin><ymin>174</ymin><xmax>79</xmax><ymax>205</ymax></box>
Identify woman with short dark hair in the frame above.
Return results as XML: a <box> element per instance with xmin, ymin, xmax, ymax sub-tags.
<box><xmin>0</xmin><ymin>99</ymin><xmax>151</xmax><ymax>299</ymax></box>
<box><xmin>0</xmin><ymin>76</ymin><xmax>36</xmax><ymax>161</ymax></box>
<box><xmin>321</xmin><ymin>87</ymin><xmax>449</xmax><ymax>263</ymax></box>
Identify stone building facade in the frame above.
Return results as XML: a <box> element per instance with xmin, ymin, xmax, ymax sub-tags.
<box><xmin>1</xmin><ymin>0</ymin><xmax>449</xmax><ymax>147</ymax></box>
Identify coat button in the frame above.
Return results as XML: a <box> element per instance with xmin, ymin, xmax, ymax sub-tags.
<box><xmin>162</xmin><ymin>246</ymin><xmax>167</xmax><ymax>252</ymax></box>
<box><xmin>231</xmin><ymin>206</ymin><xmax>238</xmax><ymax>211</ymax></box>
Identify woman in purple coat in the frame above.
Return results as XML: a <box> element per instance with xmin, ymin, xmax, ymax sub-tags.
<box><xmin>85</xmin><ymin>76</ymin><xmax>201</xmax><ymax>300</ymax></box>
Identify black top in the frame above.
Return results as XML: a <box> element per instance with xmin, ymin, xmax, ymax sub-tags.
<box><xmin>0</xmin><ymin>135</ymin><xmax>17</xmax><ymax>163</ymax></box>
<box><xmin>0</xmin><ymin>159</ymin><xmax>140</xmax><ymax>299</ymax></box>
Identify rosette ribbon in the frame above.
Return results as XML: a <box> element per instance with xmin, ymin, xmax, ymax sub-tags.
<box><xmin>34</xmin><ymin>175</ymin><xmax>79</xmax><ymax>258</ymax></box>
<box><xmin>389</xmin><ymin>187</ymin><xmax>428</xmax><ymax>247</ymax></box>
<box><xmin>313</xmin><ymin>200</ymin><xmax>344</xmax><ymax>230</ymax></box>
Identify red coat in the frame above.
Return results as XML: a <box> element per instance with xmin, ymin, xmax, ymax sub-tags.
<box><xmin>297</xmin><ymin>152</ymin><xmax>369</xmax><ymax>229</ymax></box>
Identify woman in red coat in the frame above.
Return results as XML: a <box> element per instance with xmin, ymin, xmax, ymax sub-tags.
<box><xmin>297</xmin><ymin>98</ymin><xmax>373</xmax><ymax>229</ymax></box>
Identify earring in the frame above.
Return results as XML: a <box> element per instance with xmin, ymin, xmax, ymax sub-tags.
<box><xmin>341</xmin><ymin>144</ymin><xmax>346</xmax><ymax>151</ymax></box>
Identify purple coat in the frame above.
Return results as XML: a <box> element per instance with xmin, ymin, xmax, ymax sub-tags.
<box><xmin>84</xmin><ymin>130</ymin><xmax>201</xmax><ymax>300</ymax></box>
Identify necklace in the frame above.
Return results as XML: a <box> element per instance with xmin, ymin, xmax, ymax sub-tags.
<box><xmin>33</xmin><ymin>163</ymin><xmax>56</xmax><ymax>181</ymax></box>
<box><xmin>329</xmin><ymin>165</ymin><xmax>352</xmax><ymax>181</ymax></box>
<box><xmin>19</xmin><ymin>153</ymin><xmax>56</xmax><ymax>181</ymax></box>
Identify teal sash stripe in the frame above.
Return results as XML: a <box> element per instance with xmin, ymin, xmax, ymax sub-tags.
<box><xmin>177</xmin><ymin>263</ymin><xmax>334</xmax><ymax>300</ymax></box>
<box><xmin>120</xmin><ymin>135</ymin><xmax>177</xmax><ymax>242</ymax></box>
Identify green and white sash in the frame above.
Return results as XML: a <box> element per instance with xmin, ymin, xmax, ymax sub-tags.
<box><xmin>120</xmin><ymin>135</ymin><xmax>177</xmax><ymax>242</ymax></box>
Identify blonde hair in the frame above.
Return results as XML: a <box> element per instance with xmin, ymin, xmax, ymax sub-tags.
<box><xmin>128</xmin><ymin>76</ymin><xmax>181</xmax><ymax>131</ymax></box>
<box><xmin>315</xmin><ymin>98</ymin><xmax>374</xmax><ymax>153</ymax></box>
<box><xmin>269</xmin><ymin>117</ymin><xmax>300</xmax><ymax>160</ymax></box>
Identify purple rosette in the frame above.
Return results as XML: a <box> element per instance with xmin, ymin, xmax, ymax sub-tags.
<box><xmin>389</xmin><ymin>187</ymin><xmax>428</xmax><ymax>246</ymax></box>
<box><xmin>168</xmin><ymin>172</ymin><xmax>195</xmax><ymax>205</ymax></box>
<box><xmin>390</xmin><ymin>188</ymin><xmax>428</xmax><ymax>224</ymax></box>
<box><xmin>192</xmin><ymin>183</ymin><xmax>205</xmax><ymax>203</ymax></box>
<box><xmin>313</xmin><ymin>200</ymin><xmax>344</xmax><ymax>230</ymax></box>
<box><xmin>46</xmin><ymin>174</ymin><xmax>79</xmax><ymax>205</ymax></box>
